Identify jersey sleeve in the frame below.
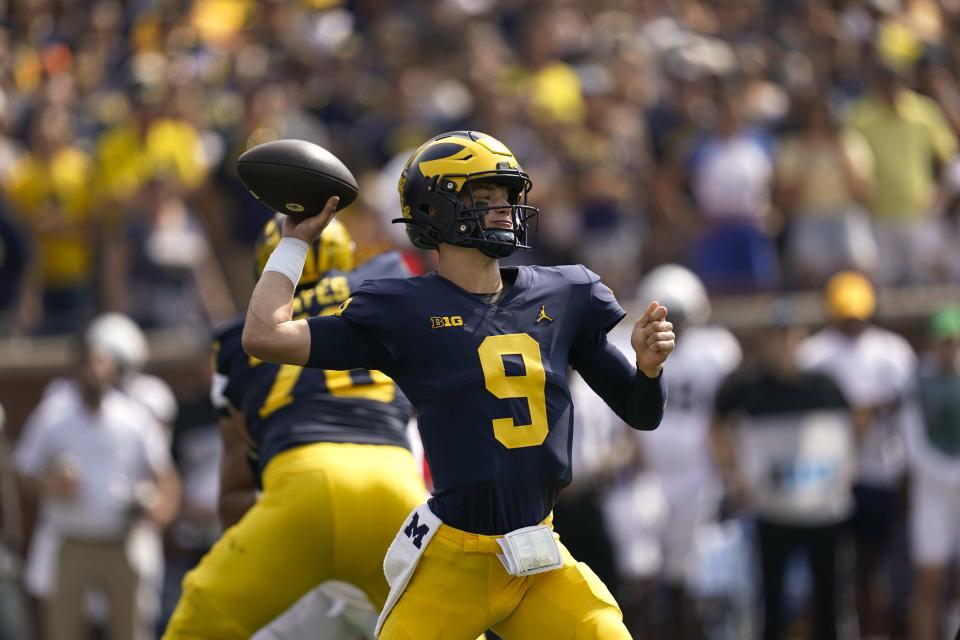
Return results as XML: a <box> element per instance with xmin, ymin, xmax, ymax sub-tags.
<box><xmin>210</xmin><ymin>369</ymin><xmax>230</xmax><ymax>416</ymax></box>
<box><xmin>306</xmin><ymin>285</ymin><xmax>398</xmax><ymax>371</ymax></box>
<box><xmin>570</xmin><ymin>330</ymin><xmax>665</xmax><ymax>430</ymax></box>
<box><xmin>576</xmin><ymin>266</ymin><xmax>627</xmax><ymax>339</ymax></box>
<box><xmin>211</xmin><ymin>323</ymin><xmax>244</xmax><ymax>415</ymax></box>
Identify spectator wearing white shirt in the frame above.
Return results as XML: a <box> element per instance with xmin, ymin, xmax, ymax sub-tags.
<box><xmin>685</xmin><ymin>78</ymin><xmax>779</xmax><ymax>292</ymax></box>
<box><xmin>85</xmin><ymin>312</ymin><xmax>178</xmax><ymax>632</ymax></box>
<box><xmin>796</xmin><ymin>271</ymin><xmax>917</xmax><ymax>639</ymax></box>
<box><xmin>13</xmin><ymin>337</ymin><xmax>180</xmax><ymax>640</ymax></box>
<box><xmin>905</xmin><ymin>306</ymin><xmax>960</xmax><ymax>640</ymax></box>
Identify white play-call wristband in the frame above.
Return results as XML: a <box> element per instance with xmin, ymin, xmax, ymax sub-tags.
<box><xmin>262</xmin><ymin>237</ymin><xmax>309</xmax><ymax>286</ymax></box>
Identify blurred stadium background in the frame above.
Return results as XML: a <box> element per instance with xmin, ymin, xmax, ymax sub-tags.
<box><xmin>1</xmin><ymin>0</ymin><xmax>960</xmax><ymax>638</ymax></box>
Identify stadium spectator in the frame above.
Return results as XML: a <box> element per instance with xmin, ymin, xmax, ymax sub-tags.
<box><xmin>103</xmin><ymin>176</ymin><xmax>235</xmax><ymax>330</ymax></box>
<box><xmin>711</xmin><ymin>304</ymin><xmax>858</xmax><ymax>640</ymax></box>
<box><xmin>847</xmin><ymin>55</ymin><xmax>958</xmax><ymax>285</ymax></box>
<box><xmin>774</xmin><ymin>95</ymin><xmax>878</xmax><ymax>287</ymax></box>
<box><xmin>85</xmin><ymin>312</ymin><xmax>179</xmax><ymax>634</ymax></box>
<box><xmin>94</xmin><ymin>84</ymin><xmax>208</xmax><ymax>208</ymax></box>
<box><xmin>905</xmin><ymin>305</ymin><xmax>960</xmax><ymax>640</ymax></box>
<box><xmin>5</xmin><ymin>107</ymin><xmax>98</xmax><ymax>335</ymax></box>
<box><xmin>0</xmin><ymin>200</ymin><xmax>35</xmax><ymax>334</ymax></box>
<box><xmin>12</xmin><ymin>335</ymin><xmax>180</xmax><ymax>640</ymax></box>
<box><xmin>797</xmin><ymin>271</ymin><xmax>918</xmax><ymax>639</ymax></box>
<box><xmin>684</xmin><ymin>77</ymin><xmax>779</xmax><ymax>292</ymax></box>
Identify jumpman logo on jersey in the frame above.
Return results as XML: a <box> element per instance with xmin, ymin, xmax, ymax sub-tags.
<box><xmin>536</xmin><ymin>305</ymin><xmax>554</xmax><ymax>323</ymax></box>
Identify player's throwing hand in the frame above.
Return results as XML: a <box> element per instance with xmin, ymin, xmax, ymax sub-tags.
<box><xmin>282</xmin><ymin>196</ymin><xmax>340</xmax><ymax>243</ymax></box>
<box><xmin>632</xmin><ymin>300</ymin><xmax>675</xmax><ymax>378</ymax></box>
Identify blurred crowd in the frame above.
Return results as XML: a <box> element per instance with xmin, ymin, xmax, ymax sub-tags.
<box><xmin>1</xmin><ymin>0</ymin><xmax>960</xmax><ymax>336</ymax></box>
<box><xmin>0</xmin><ymin>0</ymin><xmax>959</xmax><ymax>639</ymax></box>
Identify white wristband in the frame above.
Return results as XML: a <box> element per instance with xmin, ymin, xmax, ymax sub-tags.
<box><xmin>262</xmin><ymin>237</ymin><xmax>310</xmax><ymax>287</ymax></box>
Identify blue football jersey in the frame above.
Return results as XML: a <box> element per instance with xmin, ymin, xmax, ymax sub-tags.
<box><xmin>307</xmin><ymin>264</ymin><xmax>652</xmax><ymax>534</ymax></box>
<box><xmin>213</xmin><ymin>252</ymin><xmax>414</xmax><ymax>470</ymax></box>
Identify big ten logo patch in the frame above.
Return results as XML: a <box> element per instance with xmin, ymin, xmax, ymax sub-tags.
<box><xmin>430</xmin><ymin>315</ymin><xmax>464</xmax><ymax>329</ymax></box>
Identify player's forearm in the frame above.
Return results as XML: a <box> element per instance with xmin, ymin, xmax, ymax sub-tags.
<box><xmin>574</xmin><ymin>337</ymin><xmax>665</xmax><ymax>430</ymax></box>
<box><xmin>615</xmin><ymin>370</ymin><xmax>665</xmax><ymax>430</ymax></box>
<box><xmin>242</xmin><ymin>271</ymin><xmax>296</xmax><ymax>360</ymax></box>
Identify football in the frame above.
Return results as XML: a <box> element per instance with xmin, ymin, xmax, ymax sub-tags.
<box><xmin>237</xmin><ymin>139</ymin><xmax>359</xmax><ymax>219</ymax></box>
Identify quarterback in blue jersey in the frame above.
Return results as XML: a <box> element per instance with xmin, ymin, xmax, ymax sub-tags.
<box><xmin>243</xmin><ymin>131</ymin><xmax>674</xmax><ymax>639</ymax></box>
<box><xmin>163</xmin><ymin>218</ymin><xmax>427</xmax><ymax>640</ymax></box>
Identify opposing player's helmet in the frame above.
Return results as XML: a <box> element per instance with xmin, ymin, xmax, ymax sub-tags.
<box><xmin>394</xmin><ymin>131</ymin><xmax>538</xmax><ymax>258</ymax></box>
<box><xmin>85</xmin><ymin>312</ymin><xmax>148</xmax><ymax>371</ymax></box>
<box><xmin>254</xmin><ymin>214</ymin><xmax>355</xmax><ymax>290</ymax></box>
<box><xmin>635</xmin><ymin>264</ymin><xmax>711</xmax><ymax>326</ymax></box>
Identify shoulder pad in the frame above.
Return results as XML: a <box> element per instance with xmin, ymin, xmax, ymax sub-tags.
<box><xmin>529</xmin><ymin>264</ymin><xmax>599</xmax><ymax>286</ymax></box>
<box><xmin>356</xmin><ymin>251</ymin><xmax>411</xmax><ymax>279</ymax></box>
<box><xmin>555</xmin><ymin>264</ymin><xmax>600</xmax><ymax>285</ymax></box>
<box><xmin>353</xmin><ymin>275</ymin><xmax>416</xmax><ymax>296</ymax></box>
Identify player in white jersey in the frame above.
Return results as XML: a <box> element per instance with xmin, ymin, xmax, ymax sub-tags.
<box><xmin>572</xmin><ymin>265</ymin><xmax>741</xmax><ymax>638</ymax></box>
<box><xmin>796</xmin><ymin>271</ymin><xmax>917</xmax><ymax>638</ymax></box>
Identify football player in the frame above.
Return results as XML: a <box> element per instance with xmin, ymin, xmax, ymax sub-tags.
<box><xmin>243</xmin><ymin>131</ymin><xmax>675</xmax><ymax>639</ymax></box>
<box><xmin>629</xmin><ymin>266</ymin><xmax>741</xmax><ymax>629</ymax></box>
<box><xmin>796</xmin><ymin>271</ymin><xmax>917</xmax><ymax>637</ymax></box>
<box><xmin>162</xmin><ymin>217</ymin><xmax>428</xmax><ymax>639</ymax></box>
<box><xmin>581</xmin><ymin>265</ymin><xmax>741</xmax><ymax>638</ymax></box>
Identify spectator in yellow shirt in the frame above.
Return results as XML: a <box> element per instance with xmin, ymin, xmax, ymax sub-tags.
<box><xmin>5</xmin><ymin>107</ymin><xmax>97</xmax><ymax>335</ymax></box>
<box><xmin>847</xmin><ymin>57</ymin><xmax>958</xmax><ymax>284</ymax></box>
<box><xmin>95</xmin><ymin>88</ymin><xmax>207</xmax><ymax>207</ymax></box>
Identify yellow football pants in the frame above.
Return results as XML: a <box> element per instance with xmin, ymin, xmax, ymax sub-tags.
<box><xmin>163</xmin><ymin>442</ymin><xmax>427</xmax><ymax>639</ymax></box>
<box><xmin>379</xmin><ymin>519</ymin><xmax>632</xmax><ymax>640</ymax></box>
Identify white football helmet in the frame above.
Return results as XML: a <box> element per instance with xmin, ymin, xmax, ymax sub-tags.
<box><xmin>635</xmin><ymin>264</ymin><xmax>710</xmax><ymax>326</ymax></box>
<box><xmin>85</xmin><ymin>312</ymin><xmax>149</xmax><ymax>371</ymax></box>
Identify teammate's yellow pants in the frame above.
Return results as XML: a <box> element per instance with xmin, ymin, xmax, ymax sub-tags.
<box><xmin>163</xmin><ymin>442</ymin><xmax>427</xmax><ymax>639</ymax></box>
<box><xmin>379</xmin><ymin>518</ymin><xmax>632</xmax><ymax>640</ymax></box>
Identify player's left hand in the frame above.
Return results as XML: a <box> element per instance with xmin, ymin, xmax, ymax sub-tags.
<box><xmin>632</xmin><ymin>301</ymin><xmax>675</xmax><ymax>378</ymax></box>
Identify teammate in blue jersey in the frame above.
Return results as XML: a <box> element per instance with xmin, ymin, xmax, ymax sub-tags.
<box><xmin>163</xmin><ymin>218</ymin><xmax>427</xmax><ymax>640</ymax></box>
<box><xmin>243</xmin><ymin>131</ymin><xmax>674</xmax><ymax>639</ymax></box>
